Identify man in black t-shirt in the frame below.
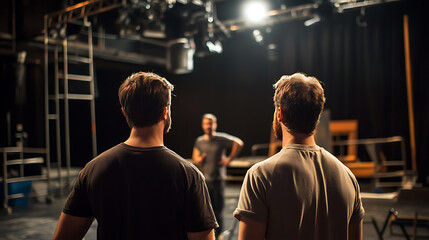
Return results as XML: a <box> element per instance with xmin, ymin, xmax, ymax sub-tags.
<box><xmin>54</xmin><ymin>72</ymin><xmax>218</xmax><ymax>240</ymax></box>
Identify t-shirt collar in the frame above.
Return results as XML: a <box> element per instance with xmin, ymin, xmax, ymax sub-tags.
<box><xmin>119</xmin><ymin>142</ymin><xmax>166</xmax><ymax>152</ymax></box>
<box><xmin>282</xmin><ymin>144</ymin><xmax>321</xmax><ymax>151</ymax></box>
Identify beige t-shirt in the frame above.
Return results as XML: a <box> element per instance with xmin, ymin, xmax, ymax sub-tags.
<box><xmin>234</xmin><ymin>144</ymin><xmax>364</xmax><ymax>240</ymax></box>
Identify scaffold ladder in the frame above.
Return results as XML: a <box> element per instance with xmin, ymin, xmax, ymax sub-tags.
<box><xmin>44</xmin><ymin>17</ymin><xmax>97</xmax><ymax>196</ymax></box>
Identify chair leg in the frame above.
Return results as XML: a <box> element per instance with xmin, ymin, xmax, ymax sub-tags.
<box><xmin>399</xmin><ymin>224</ymin><xmax>411</xmax><ymax>240</ymax></box>
<box><xmin>372</xmin><ymin>217</ymin><xmax>383</xmax><ymax>240</ymax></box>
<box><xmin>381</xmin><ymin>209</ymin><xmax>397</xmax><ymax>235</ymax></box>
<box><xmin>389</xmin><ymin>220</ymin><xmax>393</xmax><ymax>236</ymax></box>
<box><xmin>412</xmin><ymin>212</ymin><xmax>417</xmax><ymax>240</ymax></box>
<box><xmin>373</xmin><ymin>209</ymin><xmax>398</xmax><ymax>240</ymax></box>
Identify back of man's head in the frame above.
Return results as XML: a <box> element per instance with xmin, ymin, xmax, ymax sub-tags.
<box><xmin>273</xmin><ymin>73</ymin><xmax>325</xmax><ymax>135</ymax></box>
<box><xmin>118</xmin><ymin>72</ymin><xmax>174</xmax><ymax>128</ymax></box>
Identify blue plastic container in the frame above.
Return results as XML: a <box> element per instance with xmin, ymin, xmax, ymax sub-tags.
<box><xmin>0</xmin><ymin>181</ymin><xmax>32</xmax><ymax>207</ymax></box>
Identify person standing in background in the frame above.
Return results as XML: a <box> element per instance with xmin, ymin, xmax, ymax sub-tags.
<box><xmin>193</xmin><ymin>113</ymin><xmax>244</xmax><ymax>239</ymax></box>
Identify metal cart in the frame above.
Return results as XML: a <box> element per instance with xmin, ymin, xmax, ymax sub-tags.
<box><xmin>1</xmin><ymin>147</ymin><xmax>52</xmax><ymax>214</ymax></box>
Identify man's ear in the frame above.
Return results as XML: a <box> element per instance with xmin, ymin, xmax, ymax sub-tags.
<box><xmin>161</xmin><ymin>106</ymin><xmax>168</xmax><ymax>120</ymax></box>
<box><xmin>277</xmin><ymin>107</ymin><xmax>284</xmax><ymax>122</ymax></box>
<box><xmin>121</xmin><ymin>107</ymin><xmax>127</xmax><ymax>118</ymax></box>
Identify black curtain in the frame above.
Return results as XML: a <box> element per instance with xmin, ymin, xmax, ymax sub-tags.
<box><xmin>65</xmin><ymin>1</ymin><xmax>429</xmax><ymax>183</ymax></box>
<box><xmin>269</xmin><ymin>1</ymin><xmax>428</xmax><ymax>183</ymax></box>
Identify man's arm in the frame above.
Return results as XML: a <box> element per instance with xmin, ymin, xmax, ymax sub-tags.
<box><xmin>192</xmin><ymin>147</ymin><xmax>206</xmax><ymax>164</ymax></box>
<box><xmin>238</xmin><ymin>216</ymin><xmax>266</xmax><ymax>240</ymax></box>
<box><xmin>188</xmin><ymin>229</ymin><xmax>215</xmax><ymax>240</ymax></box>
<box><xmin>219</xmin><ymin>138</ymin><xmax>244</xmax><ymax>165</ymax></box>
<box><xmin>349</xmin><ymin>219</ymin><xmax>363</xmax><ymax>240</ymax></box>
<box><xmin>53</xmin><ymin>212</ymin><xmax>94</xmax><ymax>240</ymax></box>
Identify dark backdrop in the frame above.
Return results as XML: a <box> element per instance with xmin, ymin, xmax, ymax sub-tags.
<box><xmin>2</xmin><ymin>1</ymin><xmax>428</xmax><ymax>182</ymax></box>
<box><xmin>91</xmin><ymin>1</ymin><xmax>428</xmax><ymax>182</ymax></box>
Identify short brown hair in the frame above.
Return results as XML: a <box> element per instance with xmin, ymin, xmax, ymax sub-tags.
<box><xmin>202</xmin><ymin>113</ymin><xmax>217</xmax><ymax>122</ymax></box>
<box><xmin>118</xmin><ymin>72</ymin><xmax>174</xmax><ymax>128</ymax></box>
<box><xmin>273</xmin><ymin>73</ymin><xmax>325</xmax><ymax>135</ymax></box>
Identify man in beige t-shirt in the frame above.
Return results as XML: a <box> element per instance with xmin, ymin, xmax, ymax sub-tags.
<box><xmin>234</xmin><ymin>73</ymin><xmax>364</xmax><ymax>240</ymax></box>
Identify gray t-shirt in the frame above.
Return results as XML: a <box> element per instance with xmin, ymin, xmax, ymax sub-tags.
<box><xmin>234</xmin><ymin>144</ymin><xmax>365</xmax><ymax>240</ymax></box>
<box><xmin>194</xmin><ymin>132</ymin><xmax>235</xmax><ymax>181</ymax></box>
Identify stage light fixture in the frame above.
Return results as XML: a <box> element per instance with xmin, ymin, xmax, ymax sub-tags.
<box><xmin>252</xmin><ymin>29</ymin><xmax>264</xmax><ymax>43</ymax></box>
<box><xmin>243</xmin><ymin>1</ymin><xmax>268</xmax><ymax>23</ymax></box>
<box><xmin>356</xmin><ymin>7</ymin><xmax>367</xmax><ymax>27</ymax></box>
<box><xmin>166</xmin><ymin>38</ymin><xmax>195</xmax><ymax>74</ymax></box>
<box><xmin>195</xmin><ymin>38</ymin><xmax>224</xmax><ymax>57</ymax></box>
<box><xmin>206</xmin><ymin>40</ymin><xmax>223</xmax><ymax>54</ymax></box>
<box><xmin>304</xmin><ymin>15</ymin><xmax>321</xmax><ymax>27</ymax></box>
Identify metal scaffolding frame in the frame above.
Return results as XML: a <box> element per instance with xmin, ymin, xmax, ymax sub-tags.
<box><xmin>333</xmin><ymin>136</ymin><xmax>408</xmax><ymax>188</ymax></box>
<box><xmin>44</xmin><ymin>14</ymin><xmax>98</xmax><ymax>194</ymax></box>
<box><xmin>1</xmin><ymin>147</ymin><xmax>51</xmax><ymax>214</ymax></box>
<box><xmin>45</xmin><ymin>0</ymin><xmax>126</xmax><ymax>29</ymax></box>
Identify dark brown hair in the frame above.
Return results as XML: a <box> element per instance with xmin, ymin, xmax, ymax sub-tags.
<box><xmin>118</xmin><ymin>72</ymin><xmax>174</xmax><ymax>128</ymax></box>
<box><xmin>273</xmin><ymin>73</ymin><xmax>325</xmax><ymax>135</ymax></box>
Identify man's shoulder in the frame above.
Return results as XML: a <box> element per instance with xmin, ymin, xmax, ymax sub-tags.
<box><xmin>246</xmin><ymin>153</ymin><xmax>281</xmax><ymax>178</ymax></box>
<box><xmin>318</xmin><ymin>147</ymin><xmax>339</xmax><ymax>161</ymax></box>
<box><xmin>76</xmin><ymin>143</ymin><xmax>124</xmax><ymax>177</ymax></box>
<box><xmin>195</xmin><ymin>135</ymin><xmax>205</xmax><ymax>142</ymax></box>
<box><xmin>86</xmin><ymin>144</ymin><xmax>204</xmax><ymax>180</ymax></box>
<box><xmin>246</xmin><ymin>145</ymin><xmax>325</xmax><ymax>175</ymax></box>
<box><xmin>252</xmin><ymin>146</ymin><xmax>299</xmax><ymax>168</ymax></box>
<box><xmin>163</xmin><ymin>147</ymin><xmax>206</xmax><ymax>180</ymax></box>
<box><xmin>314</xmin><ymin>147</ymin><xmax>361</xmax><ymax>185</ymax></box>
<box><xmin>318</xmin><ymin>147</ymin><xmax>358</xmax><ymax>175</ymax></box>
<box><xmin>214</xmin><ymin>132</ymin><xmax>234</xmax><ymax>139</ymax></box>
<box><xmin>86</xmin><ymin>143</ymin><xmax>183</xmax><ymax>168</ymax></box>
<box><xmin>85</xmin><ymin>143</ymin><xmax>124</xmax><ymax>165</ymax></box>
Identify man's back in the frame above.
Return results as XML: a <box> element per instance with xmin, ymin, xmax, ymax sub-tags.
<box><xmin>64</xmin><ymin>143</ymin><xmax>217</xmax><ymax>239</ymax></box>
<box><xmin>235</xmin><ymin>144</ymin><xmax>364</xmax><ymax>240</ymax></box>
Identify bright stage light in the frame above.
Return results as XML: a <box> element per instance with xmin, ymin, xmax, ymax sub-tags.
<box><xmin>206</xmin><ymin>40</ymin><xmax>223</xmax><ymax>54</ymax></box>
<box><xmin>252</xmin><ymin>29</ymin><xmax>264</xmax><ymax>43</ymax></box>
<box><xmin>243</xmin><ymin>1</ymin><xmax>268</xmax><ymax>23</ymax></box>
<box><xmin>304</xmin><ymin>15</ymin><xmax>321</xmax><ymax>27</ymax></box>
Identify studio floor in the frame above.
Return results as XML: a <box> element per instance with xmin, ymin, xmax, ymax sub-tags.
<box><xmin>1</xmin><ymin>182</ymin><xmax>429</xmax><ymax>239</ymax></box>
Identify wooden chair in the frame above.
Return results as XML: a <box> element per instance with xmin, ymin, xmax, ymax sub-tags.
<box><xmin>330</xmin><ymin>119</ymin><xmax>358</xmax><ymax>162</ymax></box>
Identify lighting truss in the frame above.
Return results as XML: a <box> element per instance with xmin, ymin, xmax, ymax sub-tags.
<box><xmin>222</xmin><ymin>4</ymin><xmax>314</xmax><ymax>32</ymax></box>
<box><xmin>45</xmin><ymin>0</ymin><xmax>127</xmax><ymax>29</ymax></box>
<box><xmin>221</xmin><ymin>0</ymin><xmax>402</xmax><ymax>33</ymax></box>
<box><xmin>334</xmin><ymin>0</ymin><xmax>402</xmax><ymax>12</ymax></box>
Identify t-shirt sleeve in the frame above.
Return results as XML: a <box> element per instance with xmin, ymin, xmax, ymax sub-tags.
<box><xmin>63</xmin><ymin>169</ymin><xmax>94</xmax><ymax>218</ymax></box>
<box><xmin>185</xmin><ymin>172</ymin><xmax>219</xmax><ymax>232</ymax></box>
<box><xmin>194</xmin><ymin>138</ymin><xmax>201</xmax><ymax>151</ymax></box>
<box><xmin>233</xmin><ymin>167</ymin><xmax>268</xmax><ymax>223</ymax></box>
<box><xmin>218</xmin><ymin>133</ymin><xmax>235</xmax><ymax>148</ymax></box>
<box><xmin>350</xmin><ymin>177</ymin><xmax>365</xmax><ymax>222</ymax></box>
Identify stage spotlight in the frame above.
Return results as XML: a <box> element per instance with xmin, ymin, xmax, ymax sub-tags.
<box><xmin>243</xmin><ymin>1</ymin><xmax>268</xmax><ymax>23</ymax></box>
<box><xmin>252</xmin><ymin>29</ymin><xmax>264</xmax><ymax>43</ymax></box>
<box><xmin>195</xmin><ymin>39</ymin><xmax>223</xmax><ymax>57</ymax></box>
<box><xmin>206</xmin><ymin>40</ymin><xmax>223</xmax><ymax>54</ymax></box>
<box><xmin>166</xmin><ymin>38</ymin><xmax>195</xmax><ymax>74</ymax></box>
<box><xmin>304</xmin><ymin>15</ymin><xmax>321</xmax><ymax>27</ymax></box>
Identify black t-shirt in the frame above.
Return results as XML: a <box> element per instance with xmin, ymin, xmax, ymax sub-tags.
<box><xmin>63</xmin><ymin>143</ymin><xmax>218</xmax><ymax>240</ymax></box>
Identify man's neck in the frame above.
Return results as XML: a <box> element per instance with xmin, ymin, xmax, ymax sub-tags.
<box><xmin>282</xmin><ymin>128</ymin><xmax>316</xmax><ymax>147</ymax></box>
<box><xmin>125</xmin><ymin>124</ymin><xmax>164</xmax><ymax>148</ymax></box>
<box><xmin>203</xmin><ymin>132</ymin><xmax>215</xmax><ymax>141</ymax></box>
